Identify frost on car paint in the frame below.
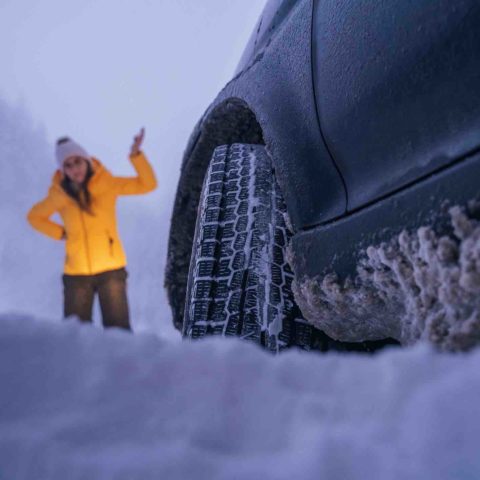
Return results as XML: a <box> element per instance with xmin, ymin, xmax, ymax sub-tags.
<box><xmin>292</xmin><ymin>202</ymin><xmax>480</xmax><ymax>352</ymax></box>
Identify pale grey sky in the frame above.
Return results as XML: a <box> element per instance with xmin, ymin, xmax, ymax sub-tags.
<box><xmin>0</xmin><ymin>0</ymin><xmax>266</xmax><ymax>200</ymax></box>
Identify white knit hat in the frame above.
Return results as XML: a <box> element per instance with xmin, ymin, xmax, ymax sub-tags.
<box><xmin>55</xmin><ymin>138</ymin><xmax>92</xmax><ymax>169</ymax></box>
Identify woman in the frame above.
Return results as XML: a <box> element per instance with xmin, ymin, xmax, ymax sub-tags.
<box><xmin>27</xmin><ymin>128</ymin><xmax>157</xmax><ymax>330</ymax></box>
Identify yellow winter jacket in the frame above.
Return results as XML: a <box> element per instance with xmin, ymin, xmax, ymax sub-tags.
<box><xmin>27</xmin><ymin>151</ymin><xmax>157</xmax><ymax>275</ymax></box>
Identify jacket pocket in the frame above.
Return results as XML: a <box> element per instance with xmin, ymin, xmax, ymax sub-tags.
<box><xmin>106</xmin><ymin>231</ymin><xmax>114</xmax><ymax>257</ymax></box>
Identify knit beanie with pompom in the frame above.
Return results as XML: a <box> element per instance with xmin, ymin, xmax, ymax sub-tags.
<box><xmin>55</xmin><ymin>137</ymin><xmax>92</xmax><ymax>169</ymax></box>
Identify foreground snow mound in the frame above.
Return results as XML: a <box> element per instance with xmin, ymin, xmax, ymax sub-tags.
<box><xmin>295</xmin><ymin>204</ymin><xmax>480</xmax><ymax>351</ymax></box>
<box><xmin>1</xmin><ymin>314</ymin><xmax>480</xmax><ymax>480</ymax></box>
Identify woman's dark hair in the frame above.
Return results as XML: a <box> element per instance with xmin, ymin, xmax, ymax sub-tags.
<box><xmin>60</xmin><ymin>161</ymin><xmax>95</xmax><ymax>215</ymax></box>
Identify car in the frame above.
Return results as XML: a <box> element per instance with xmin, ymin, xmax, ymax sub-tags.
<box><xmin>165</xmin><ymin>0</ymin><xmax>480</xmax><ymax>353</ymax></box>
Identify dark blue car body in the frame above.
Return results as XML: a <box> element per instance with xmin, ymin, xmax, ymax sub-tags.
<box><xmin>166</xmin><ymin>0</ymin><xmax>480</xmax><ymax>331</ymax></box>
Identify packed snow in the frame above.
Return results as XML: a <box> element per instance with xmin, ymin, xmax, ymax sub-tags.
<box><xmin>1</xmin><ymin>313</ymin><xmax>480</xmax><ymax>479</ymax></box>
<box><xmin>294</xmin><ymin>204</ymin><xmax>480</xmax><ymax>351</ymax></box>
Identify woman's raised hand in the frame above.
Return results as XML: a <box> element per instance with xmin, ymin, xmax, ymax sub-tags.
<box><xmin>130</xmin><ymin>127</ymin><xmax>145</xmax><ymax>156</ymax></box>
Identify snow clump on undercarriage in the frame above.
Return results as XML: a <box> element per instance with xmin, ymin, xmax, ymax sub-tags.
<box><xmin>293</xmin><ymin>203</ymin><xmax>480</xmax><ymax>352</ymax></box>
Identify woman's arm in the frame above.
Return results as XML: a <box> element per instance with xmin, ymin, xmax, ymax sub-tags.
<box><xmin>27</xmin><ymin>194</ymin><xmax>65</xmax><ymax>240</ymax></box>
<box><xmin>112</xmin><ymin>150</ymin><xmax>158</xmax><ymax>195</ymax></box>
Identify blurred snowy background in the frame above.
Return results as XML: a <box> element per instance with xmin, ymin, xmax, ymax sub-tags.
<box><xmin>0</xmin><ymin>0</ymin><xmax>266</xmax><ymax>339</ymax></box>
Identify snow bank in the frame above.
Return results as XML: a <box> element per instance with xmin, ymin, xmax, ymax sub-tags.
<box><xmin>1</xmin><ymin>314</ymin><xmax>479</xmax><ymax>479</ymax></box>
<box><xmin>294</xmin><ymin>204</ymin><xmax>480</xmax><ymax>351</ymax></box>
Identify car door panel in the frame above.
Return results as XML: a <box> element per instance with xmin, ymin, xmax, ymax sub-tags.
<box><xmin>313</xmin><ymin>0</ymin><xmax>480</xmax><ymax>210</ymax></box>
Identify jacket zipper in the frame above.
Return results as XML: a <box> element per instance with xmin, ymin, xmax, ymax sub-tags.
<box><xmin>79</xmin><ymin>208</ymin><xmax>92</xmax><ymax>274</ymax></box>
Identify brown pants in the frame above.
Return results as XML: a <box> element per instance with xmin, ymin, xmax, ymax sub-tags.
<box><xmin>62</xmin><ymin>268</ymin><xmax>130</xmax><ymax>330</ymax></box>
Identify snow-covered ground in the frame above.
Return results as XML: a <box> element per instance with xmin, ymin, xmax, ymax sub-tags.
<box><xmin>1</xmin><ymin>313</ymin><xmax>479</xmax><ymax>479</ymax></box>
